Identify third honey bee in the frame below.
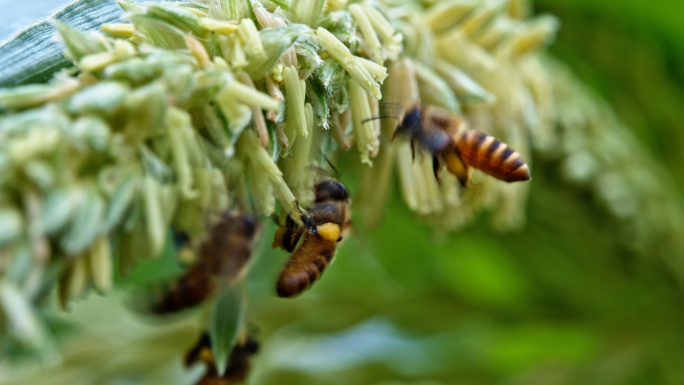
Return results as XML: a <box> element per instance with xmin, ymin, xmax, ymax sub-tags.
<box><xmin>394</xmin><ymin>105</ymin><xmax>531</xmax><ymax>186</ymax></box>
<box><xmin>185</xmin><ymin>331</ymin><xmax>259</xmax><ymax>385</ymax></box>
<box><xmin>272</xmin><ymin>179</ymin><xmax>352</xmax><ymax>298</ymax></box>
<box><xmin>148</xmin><ymin>212</ymin><xmax>259</xmax><ymax>314</ymax></box>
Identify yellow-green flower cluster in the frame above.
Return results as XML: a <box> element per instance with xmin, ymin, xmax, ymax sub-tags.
<box><xmin>1</xmin><ymin>0</ymin><xmax>682</xmax><ymax>359</ymax></box>
<box><xmin>0</xmin><ymin>0</ymin><xmax>401</xmax><ymax>350</ymax></box>
<box><xmin>549</xmin><ymin>61</ymin><xmax>684</xmax><ymax>269</ymax></box>
<box><xmin>355</xmin><ymin>0</ymin><xmax>559</xmax><ymax>230</ymax></box>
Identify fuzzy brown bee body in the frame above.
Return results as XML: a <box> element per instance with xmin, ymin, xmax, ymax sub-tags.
<box><xmin>150</xmin><ymin>212</ymin><xmax>259</xmax><ymax>314</ymax></box>
<box><xmin>274</xmin><ymin>180</ymin><xmax>351</xmax><ymax>298</ymax></box>
<box><xmin>395</xmin><ymin>105</ymin><xmax>531</xmax><ymax>186</ymax></box>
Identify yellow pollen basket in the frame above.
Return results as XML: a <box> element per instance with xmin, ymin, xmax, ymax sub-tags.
<box><xmin>316</xmin><ymin>223</ymin><xmax>341</xmax><ymax>242</ymax></box>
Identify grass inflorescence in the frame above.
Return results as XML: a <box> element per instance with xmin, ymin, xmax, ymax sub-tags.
<box><xmin>0</xmin><ymin>0</ymin><xmax>682</xmax><ymax>374</ymax></box>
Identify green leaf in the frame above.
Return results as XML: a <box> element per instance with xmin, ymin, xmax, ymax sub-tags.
<box><xmin>246</xmin><ymin>26</ymin><xmax>306</xmax><ymax>80</ymax></box>
<box><xmin>129</xmin><ymin>14</ymin><xmax>187</xmax><ymax>50</ymax></box>
<box><xmin>146</xmin><ymin>3</ymin><xmax>206</xmax><ymax>38</ymax></box>
<box><xmin>53</xmin><ymin>21</ymin><xmax>107</xmax><ymax>61</ymax></box>
<box><xmin>209</xmin><ymin>281</ymin><xmax>248</xmax><ymax>376</ymax></box>
<box><xmin>220</xmin><ymin>0</ymin><xmax>253</xmax><ymax>21</ymax></box>
<box><xmin>0</xmin><ymin>0</ymin><xmax>126</xmax><ymax>87</ymax></box>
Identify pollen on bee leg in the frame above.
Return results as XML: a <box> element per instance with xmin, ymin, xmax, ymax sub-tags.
<box><xmin>178</xmin><ymin>246</ymin><xmax>196</xmax><ymax>264</ymax></box>
<box><xmin>316</xmin><ymin>223</ymin><xmax>341</xmax><ymax>243</ymax></box>
<box><xmin>444</xmin><ymin>151</ymin><xmax>471</xmax><ymax>187</ymax></box>
<box><xmin>199</xmin><ymin>348</ymin><xmax>214</xmax><ymax>365</ymax></box>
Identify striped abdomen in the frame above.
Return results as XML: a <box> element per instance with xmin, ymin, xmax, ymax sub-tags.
<box><xmin>150</xmin><ymin>266</ymin><xmax>214</xmax><ymax>314</ymax></box>
<box><xmin>276</xmin><ymin>233</ymin><xmax>336</xmax><ymax>298</ymax></box>
<box><xmin>456</xmin><ymin>130</ymin><xmax>531</xmax><ymax>183</ymax></box>
<box><xmin>149</xmin><ymin>213</ymin><xmax>258</xmax><ymax>314</ymax></box>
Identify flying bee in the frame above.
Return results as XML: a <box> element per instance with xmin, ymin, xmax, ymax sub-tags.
<box><xmin>146</xmin><ymin>212</ymin><xmax>260</xmax><ymax>314</ymax></box>
<box><xmin>185</xmin><ymin>331</ymin><xmax>259</xmax><ymax>385</ymax></box>
<box><xmin>273</xmin><ymin>179</ymin><xmax>352</xmax><ymax>298</ymax></box>
<box><xmin>454</xmin><ymin>129</ymin><xmax>531</xmax><ymax>183</ymax></box>
<box><xmin>377</xmin><ymin>104</ymin><xmax>531</xmax><ymax>186</ymax></box>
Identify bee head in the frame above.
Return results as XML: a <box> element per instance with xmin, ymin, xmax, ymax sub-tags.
<box><xmin>242</xmin><ymin>336</ymin><xmax>260</xmax><ymax>355</ymax></box>
<box><xmin>239</xmin><ymin>215</ymin><xmax>260</xmax><ymax>238</ymax></box>
<box><xmin>220</xmin><ymin>212</ymin><xmax>260</xmax><ymax>238</ymax></box>
<box><xmin>315</xmin><ymin>179</ymin><xmax>349</xmax><ymax>202</ymax></box>
<box><xmin>397</xmin><ymin>107</ymin><xmax>423</xmax><ymax>137</ymax></box>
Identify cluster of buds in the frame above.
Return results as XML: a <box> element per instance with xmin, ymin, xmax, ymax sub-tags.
<box><xmin>0</xmin><ymin>0</ymin><xmax>403</xmax><ymax>355</ymax></box>
<box><xmin>356</xmin><ymin>0</ymin><xmax>559</xmax><ymax>230</ymax></box>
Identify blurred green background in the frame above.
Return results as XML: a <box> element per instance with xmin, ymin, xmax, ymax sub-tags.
<box><xmin>3</xmin><ymin>0</ymin><xmax>684</xmax><ymax>384</ymax></box>
<box><xmin>240</xmin><ymin>1</ymin><xmax>684</xmax><ymax>384</ymax></box>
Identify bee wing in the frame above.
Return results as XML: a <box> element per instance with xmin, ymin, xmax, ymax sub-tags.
<box><xmin>423</xmin><ymin>105</ymin><xmax>466</xmax><ymax>136</ymax></box>
<box><xmin>344</xmin><ymin>224</ymin><xmax>408</xmax><ymax>300</ymax></box>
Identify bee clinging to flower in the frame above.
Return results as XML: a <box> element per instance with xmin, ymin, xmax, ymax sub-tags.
<box><xmin>273</xmin><ymin>179</ymin><xmax>352</xmax><ymax>298</ymax></box>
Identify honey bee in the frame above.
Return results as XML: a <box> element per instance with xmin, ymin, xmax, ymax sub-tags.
<box><xmin>185</xmin><ymin>331</ymin><xmax>259</xmax><ymax>385</ymax></box>
<box><xmin>393</xmin><ymin>105</ymin><xmax>531</xmax><ymax>186</ymax></box>
<box><xmin>272</xmin><ymin>179</ymin><xmax>352</xmax><ymax>298</ymax></box>
<box><xmin>148</xmin><ymin>212</ymin><xmax>260</xmax><ymax>314</ymax></box>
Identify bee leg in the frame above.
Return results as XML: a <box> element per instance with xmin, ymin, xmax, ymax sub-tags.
<box><xmin>275</xmin><ymin>210</ymin><xmax>303</xmax><ymax>250</ymax></box>
<box><xmin>283</xmin><ymin>223</ymin><xmax>305</xmax><ymax>252</ymax></box>
<box><xmin>391</xmin><ymin>125</ymin><xmax>400</xmax><ymax>141</ymax></box>
<box><xmin>410</xmin><ymin>139</ymin><xmax>416</xmax><ymax>161</ymax></box>
<box><xmin>432</xmin><ymin>155</ymin><xmax>442</xmax><ymax>185</ymax></box>
<box><xmin>293</xmin><ymin>199</ymin><xmax>318</xmax><ymax>234</ymax></box>
<box><xmin>301</xmin><ymin>214</ymin><xmax>317</xmax><ymax>233</ymax></box>
<box><xmin>444</xmin><ymin>150</ymin><xmax>471</xmax><ymax>187</ymax></box>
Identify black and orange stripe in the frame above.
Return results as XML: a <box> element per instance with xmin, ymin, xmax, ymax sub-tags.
<box><xmin>456</xmin><ymin>130</ymin><xmax>531</xmax><ymax>183</ymax></box>
<box><xmin>276</xmin><ymin>233</ymin><xmax>337</xmax><ymax>298</ymax></box>
<box><xmin>275</xmin><ymin>179</ymin><xmax>351</xmax><ymax>298</ymax></box>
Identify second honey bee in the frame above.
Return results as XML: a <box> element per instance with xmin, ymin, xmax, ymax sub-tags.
<box><xmin>272</xmin><ymin>179</ymin><xmax>352</xmax><ymax>298</ymax></box>
<box><xmin>394</xmin><ymin>105</ymin><xmax>531</xmax><ymax>186</ymax></box>
<box><xmin>147</xmin><ymin>212</ymin><xmax>260</xmax><ymax>314</ymax></box>
<box><xmin>185</xmin><ymin>331</ymin><xmax>259</xmax><ymax>385</ymax></box>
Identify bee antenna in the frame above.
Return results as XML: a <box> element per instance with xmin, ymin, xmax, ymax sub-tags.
<box><xmin>325</xmin><ymin>156</ymin><xmax>340</xmax><ymax>177</ymax></box>
<box><xmin>361</xmin><ymin>115</ymin><xmax>397</xmax><ymax>124</ymax></box>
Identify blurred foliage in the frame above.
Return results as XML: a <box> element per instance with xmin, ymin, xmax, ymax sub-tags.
<box><xmin>3</xmin><ymin>0</ymin><xmax>684</xmax><ymax>384</ymax></box>
<box><xmin>241</xmin><ymin>1</ymin><xmax>684</xmax><ymax>384</ymax></box>
<box><xmin>537</xmin><ymin>0</ymin><xmax>684</xmax><ymax>193</ymax></box>
<box><xmin>241</xmin><ymin>161</ymin><xmax>684</xmax><ymax>385</ymax></box>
